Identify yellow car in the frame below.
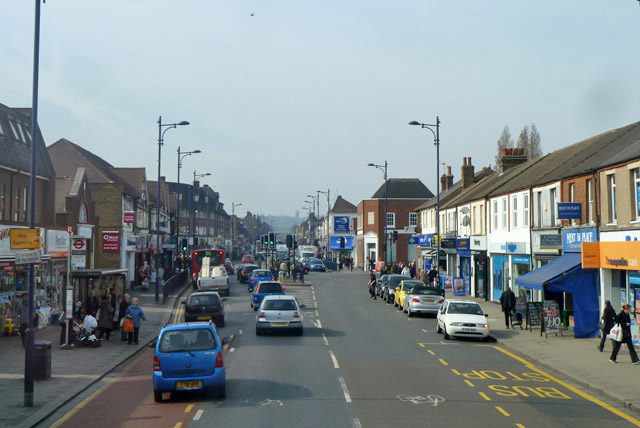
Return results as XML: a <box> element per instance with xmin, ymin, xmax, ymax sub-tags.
<box><xmin>394</xmin><ymin>280</ymin><xmax>426</xmax><ymax>309</ymax></box>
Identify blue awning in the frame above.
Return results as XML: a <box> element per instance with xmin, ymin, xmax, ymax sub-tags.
<box><xmin>515</xmin><ymin>253</ymin><xmax>582</xmax><ymax>291</ymax></box>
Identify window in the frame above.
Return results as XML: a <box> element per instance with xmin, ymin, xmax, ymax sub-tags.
<box><xmin>587</xmin><ymin>179</ymin><xmax>595</xmax><ymax>224</ymax></box>
<box><xmin>550</xmin><ymin>188</ymin><xmax>557</xmax><ymax>225</ymax></box>
<box><xmin>501</xmin><ymin>197</ymin><xmax>507</xmax><ymax>230</ymax></box>
<box><xmin>633</xmin><ymin>169</ymin><xmax>640</xmax><ymax>221</ymax></box>
<box><xmin>367</xmin><ymin>212</ymin><xmax>374</xmax><ymax>225</ymax></box>
<box><xmin>511</xmin><ymin>195</ymin><xmax>518</xmax><ymax>229</ymax></box>
<box><xmin>523</xmin><ymin>194</ymin><xmax>529</xmax><ymax>227</ymax></box>
<box><xmin>409</xmin><ymin>212</ymin><xmax>417</xmax><ymax>227</ymax></box>
<box><xmin>569</xmin><ymin>183</ymin><xmax>576</xmax><ymax>225</ymax></box>
<box><xmin>7</xmin><ymin>119</ymin><xmax>20</xmax><ymax>141</ymax></box>
<box><xmin>608</xmin><ymin>174</ymin><xmax>617</xmax><ymax>224</ymax></box>
<box><xmin>447</xmin><ymin>212</ymin><xmax>456</xmax><ymax>232</ymax></box>
<box><xmin>386</xmin><ymin>212</ymin><xmax>395</xmax><ymax>227</ymax></box>
<box><xmin>536</xmin><ymin>191</ymin><xmax>542</xmax><ymax>227</ymax></box>
<box><xmin>492</xmin><ymin>200</ymin><xmax>498</xmax><ymax>231</ymax></box>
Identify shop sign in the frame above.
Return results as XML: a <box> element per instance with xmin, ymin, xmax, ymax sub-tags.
<box><xmin>562</xmin><ymin>228</ymin><xmax>597</xmax><ymax>252</ymax></box>
<box><xmin>557</xmin><ymin>202</ymin><xmax>581</xmax><ymax>219</ymax></box>
<box><xmin>581</xmin><ymin>241</ymin><xmax>640</xmax><ymax>270</ymax></box>
<box><xmin>333</xmin><ymin>216</ymin><xmax>350</xmax><ymax>233</ymax></box>
<box><xmin>456</xmin><ymin>238</ymin><xmax>470</xmax><ymax>256</ymax></box>
<box><xmin>46</xmin><ymin>229</ymin><xmax>70</xmax><ymax>258</ymax></box>
<box><xmin>125</xmin><ymin>233</ymin><xmax>137</xmax><ymax>252</ymax></box>
<box><xmin>15</xmin><ymin>249</ymin><xmax>42</xmax><ymax>265</ymax></box>
<box><xmin>123</xmin><ymin>211</ymin><xmax>135</xmax><ymax>224</ymax></box>
<box><xmin>512</xmin><ymin>256</ymin><xmax>531</xmax><ymax>265</ymax></box>
<box><xmin>10</xmin><ymin>228</ymin><xmax>40</xmax><ymax>250</ymax></box>
<box><xmin>102</xmin><ymin>231</ymin><xmax>120</xmax><ymax>252</ymax></box>
<box><xmin>470</xmin><ymin>236</ymin><xmax>486</xmax><ymax>251</ymax></box>
<box><xmin>539</xmin><ymin>234</ymin><xmax>562</xmax><ymax>249</ymax></box>
<box><xmin>489</xmin><ymin>241</ymin><xmax>526</xmax><ymax>254</ymax></box>
<box><xmin>441</xmin><ymin>239</ymin><xmax>456</xmax><ymax>249</ymax></box>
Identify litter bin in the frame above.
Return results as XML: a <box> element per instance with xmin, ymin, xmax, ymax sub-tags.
<box><xmin>34</xmin><ymin>340</ymin><xmax>51</xmax><ymax>381</ymax></box>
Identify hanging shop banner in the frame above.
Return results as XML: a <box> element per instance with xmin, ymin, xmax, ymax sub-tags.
<box><xmin>46</xmin><ymin>229</ymin><xmax>70</xmax><ymax>258</ymax></box>
<box><xmin>123</xmin><ymin>211</ymin><xmax>135</xmax><ymax>224</ymax></box>
<box><xmin>102</xmin><ymin>231</ymin><xmax>120</xmax><ymax>252</ymax></box>
<box><xmin>557</xmin><ymin>203</ymin><xmax>582</xmax><ymax>219</ymax></box>
<box><xmin>10</xmin><ymin>228</ymin><xmax>41</xmax><ymax>250</ymax></box>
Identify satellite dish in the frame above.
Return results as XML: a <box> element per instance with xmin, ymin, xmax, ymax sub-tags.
<box><xmin>462</xmin><ymin>215</ymin><xmax>470</xmax><ymax>226</ymax></box>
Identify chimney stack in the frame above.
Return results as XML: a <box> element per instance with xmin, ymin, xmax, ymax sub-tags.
<box><xmin>446</xmin><ymin>166</ymin><xmax>454</xmax><ymax>190</ymax></box>
<box><xmin>461</xmin><ymin>157</ymin><xmax>474</xmax><ymax>189</ymax></box>
<box><xmin>498</xmin><ymin>148</ymin><xmax>527</xmax><ymax>173</ymax></box>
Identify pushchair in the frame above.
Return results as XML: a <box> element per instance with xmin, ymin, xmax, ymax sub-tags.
<box><xmin>510</xmin><ymin>311</ymin><xmax>523</xmax><ymax>329</ymax></box>
<box><xmin>74</xmin><ymin>315</ymin><xmax>101</xmax><ymax>348</ymax></box>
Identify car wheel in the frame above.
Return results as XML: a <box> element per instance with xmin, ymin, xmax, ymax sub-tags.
<box><xmin>297</xmin><ymin>327</ymin><xmax>303</xmax><ymax>336</ymax></box>
<box><xmin>256</xmin><ymin>327</ymin><xmax>262</xmax><ymax>336</ymax></box>
<box><xmin>217</xmin><ymin>384</ymin><xmax>226</xmax><ymax>399</ymax></box>
<box><xmin>218</xmin><ymin>318</ymin><xmax>225</xmax><ymax>328</ymax></box>
<box><xmin>444</xmin><ymin>326</ymin><xmax>450</xmax><ymax>340</ymax></box>
<box><xmin>407</xmin><ymin>306</ymin><xmax>413</xmax><ymax>317</ymax></box>
<box><xmin>154</xmin><ymin>389</ymin><xmax>163</xmax><ymax>402</ymax></box>
<box><xmin>436</xmin><ymin>322</ymin><xmax>442</xmax><ymax>334</ymax></box>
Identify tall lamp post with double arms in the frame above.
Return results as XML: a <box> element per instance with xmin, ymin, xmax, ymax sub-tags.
<box><xmin>409</xmin><ymin>117</ymin><xmax>441</xmax><ymax>274</ymax></box>
<box><xmin>367</xmin><ymin>162</ymin><xmax>388</xmax><ymax>268</ymax></box>
<box><xmin>317</xmin><ymin>189</ymin><xmax>330</xmax><ymax>258</ymax></box>
<box><xmin>176</xmin><ymin>147</ymin><xmax>201</xmax><ymax>268</ymax></box>
<box><xmin>156</xmin><ymin>116</ymin><xmax>189</xmax><ymax>303</ymax></box>
<box><xmin>232</xmin><ymin>202</ymin><xmax>243</xmax><ymax>258</ymax></box>
<box><xmin>192</xmin><ymin>171</ymin><xmax>211</xmax><ymax>251</ymax></box>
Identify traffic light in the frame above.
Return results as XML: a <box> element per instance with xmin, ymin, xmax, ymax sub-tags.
<box><xmin>181</xmin><ymin>238</ymin><xmax>188</xmax><ymax>252</ymax></box>
<box><xmin>393</xmin><ymin>230</ymin><xmax>398</xmax><ymax>242</ymax></box>
<box><xmin>339</xmin><ymin>236</ymin><xmax>346</xmax><ymax>248</ymax></box>
<box><xmin>286</xmin><ymin>234</ymin><xmax>293</xmax><ymax>249</ymax></box>
<box><xmin>262</xmin><ymin>234</ymin><xmax>268</xmax><ymax>247</ymax></box>
<box><xmin>268</xmin><ymin>232</ymin><xmax>275</xmax><ymax>248</ymax></box>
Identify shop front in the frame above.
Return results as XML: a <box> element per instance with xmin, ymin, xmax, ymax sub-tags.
<box><xmin>456</xmin><ymin>238</ymin><xmax>471</xmax><ymax>296</ymax></box>
<box><xmin>470</xmin><ymin>236</ymin><xmax>488</xmax><ymax>300</ymax></box>
<box><xmin>489</xmin><ymin>241</ymin><xmax>527</xmax><ymax>301</ymax></box>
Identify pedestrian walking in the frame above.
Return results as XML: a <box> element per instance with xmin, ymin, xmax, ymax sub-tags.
<box><xmin>427</xmin><ymin>265</ymin><xmax>438</xmax><ymax>287</ymax></box>
<box><xmin>368</xmin><ymin>272</ymin><xmax>377</xmax><ymax>299</ymax></box>
<box><xmin>118</xmin><ymin>294</ymin><xmax>131</xmax><ymax>341</ymax></box>
<box><xmin>598</xmin><ymin>300</ymin><xmax>617</xmax><ymax>352</ymax></box>
<box><xmin>85</xmin><ymin>290</ymin><xmax>99</xmax><ymax>317</ymax></box>
<box><xmin>292</xmin><ymin>264</ymin><xmax>298</xmax><ymax>282</ymax></box>
<box><xmin>410</xmin><ymin>262</ymin><xmax>416</xmax><ymax>279</ymax></box>
<box><xmin>349</xmin><ymin>257</ymin><xmax>354</xmax><ymax>272</ymax></box>
<box><xmin>97</xmin><ymin>288</ymin><xmax>115</xmax><ymax>340</ymax></box>
<box><xmin>401</xmin><ymin>263</ymin><xmax>410</xmax><ymax>276</ymax></box>
<box><xmin>500</xmin><ymin>287</ymin><xmax>516</xmax><ymax>328</ymax></box>
<box><xmin>419</xmin><ymin>269</ymin><xmax>428</xmax><ymax>284</ymax></box>
<box><xmin>124</xmin><ymin>297</ymin><xmax>147</xmax><ymax>345</ymax></box>
<box><xmin>609</xmin><ymin>304</ymin><xmax>640</xmax><ymax>364</ymax></box>
<box><xmin>16</xmin><ymin>293</ymin><xmax>29</xmax><ymax>347</ymax></box>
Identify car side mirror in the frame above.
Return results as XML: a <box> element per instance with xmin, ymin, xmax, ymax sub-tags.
<box><xmin>485</xmin><ymin>314</ymin><xmax>489</xmax><ymax>317</ymax></box>
<box><xmin>222</xmin><ymin>336</ymin><xmax>231</xmax><ymax>345</ymax></box>
<box><xmin>148</xmin><ymin>340</ymin><xmax>156</xmax><ymax>348</ymax></box>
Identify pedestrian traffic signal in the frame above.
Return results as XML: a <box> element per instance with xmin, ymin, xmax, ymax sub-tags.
<box><xmin>268</xmin><ymin>232</ymin><xmax>275</xmax><ymax>248</ymax></box>
<box><xmin>181</xmin><ymin>238</ymin><xmax>188</xmax><ymax>252</ymax></box>
<box><xmin>339</xmin><ymin>236</ymin><xmax>346</xmax><ymax>248</ymax></box>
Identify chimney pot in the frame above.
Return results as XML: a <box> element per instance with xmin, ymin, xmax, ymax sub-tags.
<box><xmin>447</xmin><ymin>166</ymin><xmax>452</xmax><ymax>175</ymax></box>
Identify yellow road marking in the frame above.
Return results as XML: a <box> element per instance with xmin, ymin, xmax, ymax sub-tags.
<box><xmin>451</xmin><ymin>369</ymin><xmax>461</xmax><ymax>376</ymax></box>
<box><xmin>465</xmin><ymin>380</ymin><xmax>474</xmax><ymax>387</ymax></box>
<box><xmin>478</xmin><ymin>392</ymin><xmax>491</xmax><ymax>401</ymax></box>
<box><xmin>185</xmin><ymin>404</ymin><xmax>193</xmax><ymax>413</ymax></box>
<box><xmin>495</xmin><ymin>406</ymin><xmax>510</xmax><ymax>416</ymax></box>
<box><xmin>438</xmin><ymin>358</ymin><xmax>448</xmax><ymax>366</ymax></box>
<box><xmin>418</xmin><ymin>343</ymin><xmax>425</xmax><ymax>348</ymax></box>
<box><xmin>516</xmin><ymin>424</ymin><xmax>527</xmax><ymax>428</ymax></box>
<box><xmin>427</xmin><ymin>350</ymin><xmax>435</xmax><ymax>356</ymax></box>
<box><xmin>493</xmin><ymin>346</ymin><xmax>640</xmax><ymax>427</ymax></box>
<box><xmin>174</xmin><ymin>423</ymin><xmax>183</xmax><ymax>428</ymax></box>
<box><xmin>50</xmin><ymin>377</ymin><xmax>116</xmax><ymax>428</ymax></box>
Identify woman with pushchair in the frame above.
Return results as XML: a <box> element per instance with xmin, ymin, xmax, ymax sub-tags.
<box><xmin>59</xmin><ymin>300</ymin><xmax>84</xmax><ymax>347</ymax></box>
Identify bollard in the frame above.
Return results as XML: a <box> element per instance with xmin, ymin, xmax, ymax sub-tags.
<box><xmin>278</xmin><ymin>271</ymin><xmax>284</xmax><ymax>282</ymax></box>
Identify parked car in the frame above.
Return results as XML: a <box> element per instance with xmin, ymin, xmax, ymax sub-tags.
<box><xmin>182</xmin><ymin>291</ymin><xmax>225</xmax><ymax>327</ymax></box>
<box><xmin>153</xmin><ymin>322</ymin><xmax>227</xmax><ymax>402</ymax></box>
<box><xmin>197</xmin><ymin>266</ymin><xmax>230</xmax><ymax>296</ymax></box>
<box><xmin>402</xmin><ymin>284</ymin><xmax>445</xmax><ymax>317</ymax></box>
<box><xmin>382</xmin><ymin>274</ymin><xmax>411</xmax><ymax>304</ymax></box>
<box><xmin>224</xmin><ymin>259</ymin><xmax>234</xmax><ymax>275</ymax></box>
<box><xmin>237</xmin><ymin>263</ymin><xmax>259</xmax><ymax>283</ymax></box>
<box><xmin>250</xmin><ymin>281</ymin><xmax>285</xmax><ymax>310</ymax></box>
<box><xmin>376</xmin><ymin>274</ymin><xmax>388</xmax><ymax>297</ymax></box>
<box><xmin>295</xmin><ymin>259</ymin><xmax>310</xmax><ymax>274</ymax></box>
<box><xmin>394</xmin><ymin>280</ymin><xmax>425</xmax><ymax>309</ymax></box>
<box><xmin>309</xmin><ymin>258</ymin><xmax>326</xmax><ymax>272</ymax></box>
<box><xmin>241</xmin><ymin>254</ymin><xmax>254</xmax><ymax>263</ymax></box>
<box><xmin>436</xmin><ymin>299</ymin><xmax>490</xmax><ymax>341</ymax></box>
<box><xmin>248</xmin><ymin>269</ymin><xmax>274</xmax><ymax>291</ymax></box>
<box><xmin>255</xmin><ymin>295</ymin><xmax>303</xmax><ymax>336</ymax></box>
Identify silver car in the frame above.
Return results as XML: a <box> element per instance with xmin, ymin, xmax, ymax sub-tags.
<box><xmin>255</xmin><ymin>295</ymin><xmax>303</xmax><ymax>336</ymax></box>
<box><xmin>402</xmin><ymin>285</ymin><xmax>445</xmax><ymax>317</ymax></box>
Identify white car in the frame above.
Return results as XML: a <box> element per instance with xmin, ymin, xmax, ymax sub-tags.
<box><xmin>255</xmin><ymin>295</ymin><xmax>303</xmax><ymax>336</ymax></box>
<box><xmin>198</xmin><ymin>266</ymin><xmax>230</xmax><ymax>295</ymax></box>
<box><xmin>436</xmin><ymin>299</ymin><xmax>490</xmax><ymax>341</ymax></box>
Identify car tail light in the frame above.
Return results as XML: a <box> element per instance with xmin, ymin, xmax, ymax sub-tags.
<box><xmin>293</xmin><ymin>312</ymin><xmax>300</xmax><ymax>319</ymax></box>
<box><xmin>259</xmin><ymin>311</ymin><xmax>266</xmax><ymax>318</ymax></box>
<box><xmin>250</xmin><ymin>277</ymin><xmax>254</xmax><ymax>281</ymax></box>
<box><xmin>153</xmin><ymin>355</ymin><xmax>162</xmax><ymax>372</ymax></box>
<box><xmin>215</xmin><ymin>351</ymin><xmax>224</xmax><ymax>368</ymax></box>
<box><xmin>412</xmin><ymin>298</ymin><xmax>420</xmax><ymax>303</ymax></box>
<box><xmin>438</xmin><ymin>298</ymin><xmax>445</xmax><ymax>304</ymax></box>
<box><xmin>271</xmin><ymin>277</ymin><xmax>274</xmax><ymax>281</ymax></box>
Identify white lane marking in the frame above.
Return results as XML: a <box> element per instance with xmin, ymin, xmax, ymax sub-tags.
<box><xmin>260</xmin><ymin>399</ymin><xmax>283</xmax><ymax>407</ymax></box>
<box><xmin>193</xmin><ymin>410</ymin><xmax>204</xmax><ymax>421</ymax></box>
<box><xmin>230</xmin><ymin>348</ymin><xmax>236</xmax><ymax>352</ymax></box>
<box><xmin>338</xmin><ymin>376</ymin><xmax>352</xmax><ymax>403</ymax></box>
<box><xmin>315</xmin><ymin>309</ymin><xmax>319</xmax><ymax>317</ymax></box>
<box><xmin>353</xmin><ymin>418</ymin><xmax>363</xmax><ymax>428</ymax></box>
<box><xmin>322</xmin><ymin>334</ymin><xmax>329</xmax><ymax>346</ymax></box>
<box><xmin>315</xmin><ymin>320</ymin><xmax>322</xmax><ymax>328</ymax></box>
<box><xmin>239</xmin><ymin>329</ymin><xmax>243</xmax><ymax>335</ymax></box>
<box><xmin>422</xmin><ymin>329</ymin><xmax>428</xmax><ymax>333</ymax></box>
<box><xmin>329</xmin><ymin>351</ymin><xmax>340</xmax><ymax>368</ymax></box>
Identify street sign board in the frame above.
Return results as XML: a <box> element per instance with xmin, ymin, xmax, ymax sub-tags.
<box><xmin>10</xmin><ymin>228</ymin><xmax>40</xmax><ymax>250</ymax></box>
<box><xmin>15</xmin><ymin>249</ymin><xmax>42</xmax><ymax>265</ymax></box>
<box><xmin>67</xmin><ymin>225</ymin><xmax>74</xmax><ymax>235</ymax></box>
<box><xmin>72</xmin><ymin>239</ymin><xmax>86</xmax><ymax>251</ymax></box>
<box><xmin>333</xmin><ymin>216</ymin><xmax>350</xmax><ymax>233</ymax></box>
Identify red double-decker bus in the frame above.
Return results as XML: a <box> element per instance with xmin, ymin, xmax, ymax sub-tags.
<box><xmin>191</xmin><ymin>249</ymin><xmax>225</xmax><ymax>287</ymax></box>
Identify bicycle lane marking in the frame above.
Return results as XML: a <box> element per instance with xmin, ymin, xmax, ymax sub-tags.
<box><xmin>493</xmin><ymin>346</ymin><xmax>640</xmax><ymax>427</ymax></box>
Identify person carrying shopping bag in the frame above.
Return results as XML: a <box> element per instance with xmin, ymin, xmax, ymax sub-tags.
<box><xmin>609</xmin><ymin>304</ymin><xmax>639</xmax><ymax>364</ymax></box>
<box><xmin>124</xmin><ymin>297</ymin><xmax>147</xmax><ymax>345</ymax></box>
<box><xmin>598</xmin><ymin>300</ymin><xmax>616</xmax><ymax>352</ymax></box>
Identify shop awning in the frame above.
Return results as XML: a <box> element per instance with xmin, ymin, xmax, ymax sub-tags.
<box><xmin>70</xmin><ymin>268</ymin><xmax>128</xmax><ymax>278</ymax></box>
<box><xmin>515</xmin><ymin>253</ymin><xmax>582</xmax><ymax>290</ymax></box>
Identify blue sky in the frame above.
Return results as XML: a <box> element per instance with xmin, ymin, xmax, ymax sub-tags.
<box><xmin>2</xmin><ymin>1</ymin><xmax>639</xmax><ymax>219</ymax></box>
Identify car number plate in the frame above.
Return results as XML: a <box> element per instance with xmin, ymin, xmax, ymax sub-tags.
<box><xmin>176</xmin><ymin>380</ymin><xmax>202</xmax><ymax>389</ymax></box>
<box><xmin>424</xmin><ymin>298</ymin><xmax>435</xmax><ymax>303</ymax></box>
<box><xmin>462</xmin><ymin>327</ymin><xmax>476</xmax><ymax>332</ymax></box>
<box><xmin>198</xmin><ymin>316</ymin><xmax>211</xmax><ymax>320</ymax></box>
<box><xmin>272</xmin><ymin>322</ymin><xmax>287</xmax><ymax>326</ymax></box>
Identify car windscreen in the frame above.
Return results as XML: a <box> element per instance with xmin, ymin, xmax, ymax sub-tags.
<box><xmin>262</xmin><ymin>300</ymin><xmax>297</xmax><ymax>311</ymax></box>
<box><xmin>258</xmin><ymin>283</ymin><xmax>283</xmax><ymax>293</ymax></box>
<box><xmin>254</xmin><ymin>270</ymin><xmax>271</xmax><ymax>277</ymax></box>
<box><xmin>410</xmin><ymin>286</ymin><xmax>442</xmax><ymax>296</ymax></box>
<box><xmin>243</xmin><ymin>265</ymin><xmax>258</xmax><ymax>273</ymax></box>
<box><xmin>188</xmin><ymin>294</ymin><xmax>220</xmax><ymax>307</ymax></box>
<box><xmin>389</xmin><ymin>275</ymin><xmax>411</xmax><ymax>287</ymax></box>
<box><xmin>159</xmin><ymin>328</ymin><xmax>217</xmax><ymax>353</ymax></box>
<box><xmin>310</xmin><ymin>258</ymin><xmax>322</xmax><ymax>264</ymax></box>
<box><xmin>448</xmin><ymin>303</ymin><xmax>484</xmax><ymax>315</ymax></box>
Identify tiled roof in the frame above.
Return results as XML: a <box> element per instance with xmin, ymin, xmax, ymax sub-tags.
<box><xmin>48</xmin><ymin>138</ymin><xmax>118</xmax><ymax>183</ymax></box>
<box><xmin>106</xmin><ymin>168</ymin><xmax>146</xmax><ymax>198</ymax></box>
<box><xmin>371</xmin><ymin>178</ymin><xmax>434</xmax><ymax>199</ymax></box>
<box><xmin>331</xmin><ymin>196</ymin><xmax>357</xmax><ymax>213</ymax></box>
<box><xmin>416</xmin><ymin>167</ymin><xmax>495</xmax><ymax>210</ymax></box>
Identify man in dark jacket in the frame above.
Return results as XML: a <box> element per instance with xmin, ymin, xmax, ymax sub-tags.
<box><xmin>499</xmin><ymin>287</ymin><xmax>516</xmax><ymax>328</ymax></box>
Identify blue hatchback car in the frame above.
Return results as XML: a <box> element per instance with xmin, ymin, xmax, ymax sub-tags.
<box><xmin>250</xmin><ymin>281</ymin><xmax>285</xmax><ymax>310</ymax></box>
<box><xmin>153</xmin><ymin>322</ymin><xmax>227</xmax><ymax>402</ymax></box>
<box><xmin>248</xmin><ymin>269</ymin><xmax>274</xmax><ymax>292</ymax></box>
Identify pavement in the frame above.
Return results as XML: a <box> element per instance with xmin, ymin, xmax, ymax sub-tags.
<box><xmin>1</xmin><ymin>268</ymin><xmax>638</xmax><ymax>426</ymax></box>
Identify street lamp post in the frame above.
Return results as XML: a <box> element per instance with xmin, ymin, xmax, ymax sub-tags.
<box><xmin>192</xmin><ymin>171</ymin><xmax>211</xmax><ymax>251</ymax></box>
<box><xmin>156</xmin><ymin>116</ymin><xmax>189</xmax><ymax>303</ymax></box>
<box><xmin>409</xmin><ymin>117</ymin><xmax>441</xmax><ymax>275</ymax></box>
<box><xmin>317</xmin><ymin>189</ymin><xmax>330</xmax><ymax>259</ymax></box>
<box><xmin>368</xmin><ymin>162</ymin><xmax>388</xmax><ymax>268</ymax></box>
<box><xmin>175</xmin><ymin>147</ymin><xmax>201</xmax><ymax>269</ymax></box>
<box><xmin>232</xmin><ymin>202</ymin><xmax>243</xmax><ymax>259</ymax></box>
<box><xmin>307</xmin><ymin>194</ymin><xmax>319</xmax><ymax>239</ymax></box>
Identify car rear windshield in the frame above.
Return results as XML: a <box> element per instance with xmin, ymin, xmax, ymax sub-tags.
<box><xmin>258</xmin><ymin>283</ymin><xmax>283</xmax><ymax>293</ymax></box>
<box><xmin>254</xmin><ymin>270</ymin><xmax>271</xmax><ymax>277</ymax></box>
<box><xmin>410</xmin><ymin>286</ymin><xmax>441</xmax><ymax>296</ymax></box>
<box><xmin>244</xmin><ymin>265</ymin><xmax>258</xmax><ymax>272</ymax></box>
<box><xmin>159</xmin><ymin>328</ymin><xmax>217</xmax><ymax>352</ymax></box>
<box><xmin>448</xmin><ymin>303</ymin><xmax>483</xmax><ymax>315</ymax></box>
<box><xmin>189</xmin><ymin>294</ymin><xmax>220</xmax><ymax>307</ymax></box>
<box><xmin>389</xmin><ymin>275</ymin><xmax>411</xmax><ymax>286</ymax></box>
<box><xmin>262</xmin><ymin>300</ymin><xmax>297</xmax><ymax>310</ymax></box>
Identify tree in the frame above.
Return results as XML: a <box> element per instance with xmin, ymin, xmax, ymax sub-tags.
<box><xmin>495</xmin><ymin>126</ymin><xmax>513</xmax><ymax>166</ymax></box>
<box><xmin>515</xmin><ymin>124</ymin><xmax>543</xmax><ymax>160</ymax></box>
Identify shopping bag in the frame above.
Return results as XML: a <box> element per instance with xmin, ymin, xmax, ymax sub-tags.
<box><xmin>123</xmin><ymin>318</ymin><xmax>135</xmax><ymax>333</ymax></box>
<box><xmin>610</xmin><ymin>323</ymin><xmax>622</xmax><ymax>341</ymax></box>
